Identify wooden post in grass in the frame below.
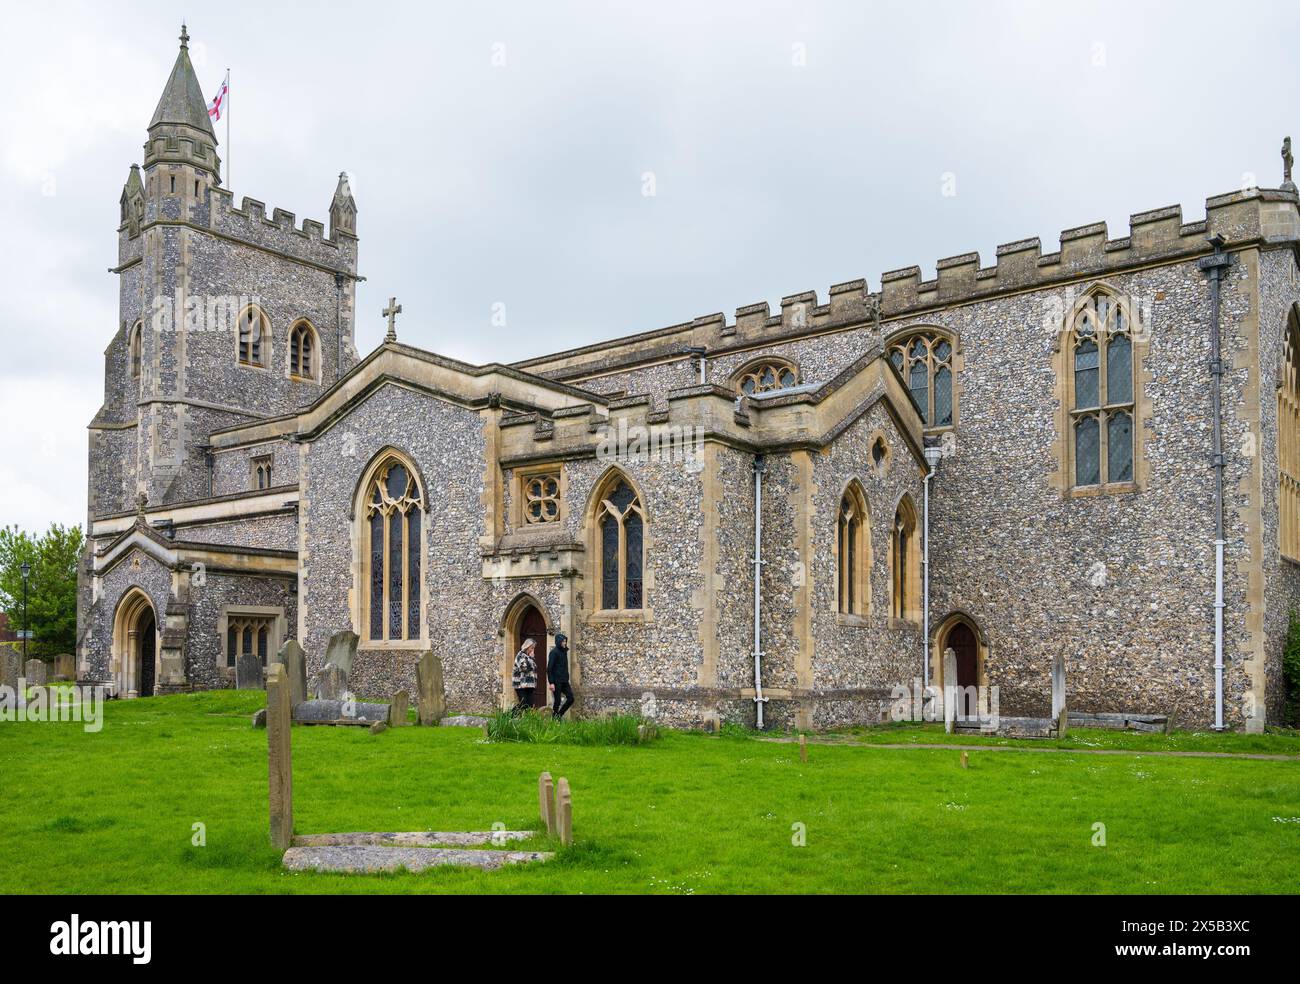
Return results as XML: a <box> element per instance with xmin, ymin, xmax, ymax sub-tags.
<box><xmin>266</xmin><ymin>663</ymin><xmax>293</xmax><ymax>851</ymax></box>
<box><xmin>539</xmin><ymin>772</ymin><xmax>556</xmax><ymax>835</ymax></box>
<box><xmin>556</xmin><ymin>777</ymin><xmax>573</xmax><ymax>847</ymax></box>
<box><xmin>798</xmin><ymin>734</ymin><xmax>808</xmax><ymax>763</ymax></box>
<box><xmin>960</xmin><ymin>751</ymin><xmax>969</xmax><ymax>769</ymax></box>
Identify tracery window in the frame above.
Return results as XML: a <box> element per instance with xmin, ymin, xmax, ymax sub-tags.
<box><xmin>1069</xmin><ymin>292</ymin><xmax>1134</xmax><ymax>488</ymax></box>
<box><xmin>1281</xmin><ymin>309</ymin><xmax>1300</xmax><ymax>560</ymax></box>
<box><xmin>363</xmin><ymin>458</ymin><xmax>424</xmax><ymax>642</ymax></box>
<box><xmin>595</xmin><ymin>475</ymin><xmax>645</xmax><ymax>610</ymax></box>
<box><xmin>225</xmin><ymin>614</ymin><xmax>273</xmax><ymax>668</ymax></box>
<box><xmin>888</xmin><ymin>332</ymin><xmax>954</xmax><ymax>428</ymax></box>
<box><xmin>837</xmin><ymin>483</ymin><xmax>869</xmax><ymax>616</ymax></box>
<box><xmin>289</xmin><ymin>321</ymin><xmax>315</xmax><ymax>379</ymax></box>
<box><xmin>130</xmin><ymin>321</ymin><xmax>143</xmax><ymax>379</ymax></box>
<box><xmin>238</xmin><ymin>306</ymin><xmax>269</xmax><ymax>367</ymax></box>
<box><xmin>736</xmin><ymin>359</ymin><xmax>800</xmax><ymax>396</ymax></box>
<box><xmin>523</xmin><ymin>472</ymin><xmax>561</xmax><ymax>525</ymax></box>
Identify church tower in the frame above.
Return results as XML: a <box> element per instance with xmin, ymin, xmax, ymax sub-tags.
<box><xmin>90</xmin><ymin>24</ymin><xmax>360</xmax><ymax>515</ymax></box>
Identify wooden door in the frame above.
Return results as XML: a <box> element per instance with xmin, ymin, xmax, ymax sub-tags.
<box><xmin>948</xmin><ymin>622</ymin><xmax>977</xmax><ymax>720</ymax></box>
<box><xmin>139</xmin><ymin>610</ymin><xmax>156</xmax><ymax>698</ymax></box>
<box><xmin>516</xmin><ymin>606</ymin><xmax>548</xmax><ymax>707</ymax></box>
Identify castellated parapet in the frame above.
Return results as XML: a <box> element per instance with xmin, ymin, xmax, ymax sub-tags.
<box><xmin>518</xmin><ymin>187</ymin><xmax>1300</xmax><ymax>381</ymax></box>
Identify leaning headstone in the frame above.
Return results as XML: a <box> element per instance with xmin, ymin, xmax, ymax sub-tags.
<box><xmin>272</xmin><ymin>640</ymin><xmax>308</xmax><ymax>708</ymax></box>
<box><xmin>252</xmin><ymin>708</ymin><xmax>267</xmax><ymax>729</ymax></box>
<box><xmin>324</xmin><ymin>629</ymin><xmax>359</xmax><ymax>676</ymax></box>
<box><xmin>293</xmin><ymin>699</ymin><xmax>390</xmax><ymax>724</ymax></box>
<box><xmin>236</xmin><ymin>652</ymin><xmax>263</xmax><ymax>690</ymax></box>
<box><xmin>369</xmin><ymin>721</ymin><xmax>388</xmax><ymax>735</ymax></box>
<box><xmin>942</xmin><ymin>648</ymin><xmax>957</xmax><ymax>735</ymax></box>
<box><xmin>55</xmin><ymin>653</ymin><xmax>74</xmax><ymax>680</ymax></box>
<box><xmin>556</xmin><ymin>777</ymin><xmax>573</xmax><ymax>847</ymax></box>
<box><xmin>389</xmin><ymin>690</ymin><xmax>410</xmax><ymax>727</ymax></box>
<box><xmin>311</xmin><ymin>663</ymin><xmax>346</xmax><ymax>700</ymax></box>
<box><xmin>415</xmin><ymin>650</ymin><xmax>447</xmax><ymax>725</ymax></box>
<box><xmin>267</xmin><ymin>664</ymin><xmax>293</xmax><ymax>851</ymax></box>
<box><xmin>1</xmin><ymin>650</ymin><xmax>19</xmax><ymax>691</ymax></box>
<box><xmin>1051</xmin><ymin>653</ymin><xmax>1066</xmax><ymax>722</ymax></box>
<box><xmin>25</xmin><ymin>659</ymin><xmax>46</xmax><ymax>687</ymax></box>
<box><xmin>538</xmin><ymin>772</ymin><xmax>556</xmax><ymax>835</ymax></box>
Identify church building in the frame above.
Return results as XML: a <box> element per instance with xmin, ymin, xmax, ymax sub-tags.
<box><xmin>78</xmin><ymin>28</ymin><xmax>1300</xmax><ymax>732</ymax></box>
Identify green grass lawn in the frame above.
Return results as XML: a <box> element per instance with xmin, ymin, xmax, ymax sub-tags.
<box><xmin>3</xmin><ymin>690</ymin><xmax>1298</xmax><ymax>894</ymax></box>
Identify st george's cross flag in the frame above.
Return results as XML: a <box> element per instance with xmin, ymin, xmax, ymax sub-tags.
<box><xmin>208</xmin><ymin>72</ymin><xmax>229</xmax><ymax>122</ymax></box>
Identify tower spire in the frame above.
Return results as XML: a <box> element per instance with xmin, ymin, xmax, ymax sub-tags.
<box><xmin>144</xmin><ymin>24</ymin><xmax>220</xmax><ymax>180</ymax></box>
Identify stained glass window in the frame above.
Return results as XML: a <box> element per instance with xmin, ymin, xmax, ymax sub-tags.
<box><xmin>837</xmin><ymin>486</ymin><xmax>867</xmax><ymax>615</ymax></box>
<box><xmin>1075</xmin><ymin>415</ymin><xmax>1100</xmax><ymax>486</ymax></box>
<box><xmin>363</xmin><ymin>457</ymin><xmax>424</xmax><ymax>641</ymax></box>
<box><xmin>1280</xmin><ymin>312</ymin><xmax>1300</xmax><ymax>560</ymax></box>
<box><xmin>595</xmin><ymin>476</ymin><xmax>646</xmax><ymax>610</ymax></box>
<box><xmin>737</xmin><ymin>360</ymin><xmax>800</xmax><ymax>396</ymax></box>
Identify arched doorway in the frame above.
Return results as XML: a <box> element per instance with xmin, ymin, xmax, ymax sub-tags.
<box><xmin>934</xmin><ymin>612</ymin><xmax>986</xmax><ymax>722</ymax></box>
<box><xmin>112</xmin><ymin>589</ymin><xmax>158</xmax><ymax>698</ymax></box>
<box><xmin>501</xmin><ymin>596</ymin><xmax>551</xmax><ymax>709</ymax></box>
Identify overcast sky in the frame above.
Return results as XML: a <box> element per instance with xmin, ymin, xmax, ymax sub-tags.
<box><xmin>2</xmin><ymin>0</ymin><xmax>1298</xmax><ymax>534</ymax></box>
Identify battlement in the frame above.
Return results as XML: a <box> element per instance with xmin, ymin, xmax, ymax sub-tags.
<box><xmin>519</xmin><ymin>186</ymin><xmax>1300</xmax><ymax>381</ymax></box>
<box><xmin>209</xmin><ymin>187</ymin><xmax>358</xmax><ymax>274</ymax></box>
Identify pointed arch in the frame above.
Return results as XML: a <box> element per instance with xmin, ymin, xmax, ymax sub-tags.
<box><xmin>731</xmin><ymin>356</ymin><xmax>801</xmax><ymax>396</ymax></box>
<box><xmin>885</xmin><ymin>326</ymin><xmax>959</xmax><ymax>430</ymax></box>
<box><xmin>889</xmin><ymin>493</ymin><xmax>920</xmax><ymax>621</ymax></box>
<box><xmin>236</xmin><ymin>303</ymin><xmax>270</xmax><ymax>368</ymax></box>
<box><xmin>835</xmin><ymin>479</ymin><xmax>870</xmax><ymax>617</ymax></box>
<box><xmin>353</xmin><ymin>447</ymin><xmax>427</xmax><ymax>646</ymax></box>
<box><xmin>1058</xmin><ymin>283</ymin><xmax>1141</xmax><ymax>492</ymax></box>
<box><xmin>931</xmin><ymin>610</ymin><xmax>989</xmax><ymax>711</ymax></box>
<box><xmin>129</xmin><ymin>321</ymin><xmax>143</xmax><ymax>379</ymax></box>
<box><xmin>499</xmin><ymin>592</ymin><xmax>554</xmax><ymax>708</ymax></box>
<box><xmin>1279</xmin><ymin>305</ymin><xmax>1300</xmax><ymax>560</ymax></box>
<box><xmin>288</xmin><ymin>319</ymin><xmax>320</xmax><ymax>381</ymax></box>
<box><xmin>111</xmin><ymin>587</ymin><xmax>158</xmax><ymax>698</ymax></box>
<box><xmin>585</xmin><ymin>467</ymin><xmax>648</xmax><ymax>612</ymax></box>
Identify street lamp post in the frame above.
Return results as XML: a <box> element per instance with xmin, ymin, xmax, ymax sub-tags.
<box><xmin>20</xmin><ymin>561</ymin><xmax>31</xmax><ymax>667</ymax></box>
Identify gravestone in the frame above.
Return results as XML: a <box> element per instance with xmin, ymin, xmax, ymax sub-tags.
<box><xmin>798</xmin><ymin>734</ymin><xmax>808</xmax><ymax>763</ymax></box>
<box><xmin>324</xmin><ymin>629</ymin><xmax>359</xmax><ymax>676</ymax></box>
<box><xmin>311</xmin><ymin>663</ymin><xmax>346</xmax><ymax>700</ymax></box>
<box><xmin>266</xmin><ymin>664</ymin><xmax>293</xmax><ymax>850</ymax></box>
<box><xmin>25</xmin><ymin>659</ymin><xmax>46</xmax><ymax>687</ymax></box>
<box><xmin>1</xmin><ymin>650</ymin><xmax>19</xmax><ymax>691</ymax></box>
<box><xmin>369</xmin><ymin>721</ymin><xmax>388</xmax><ymax>735</ymax></box>
<box><xmin>54</xmin><ymin>653</ymin><xmax>74</xmax><ymax>680</ymax></box>
<box><xmin>415</xmin><ymin>650</ymin><xmax>447</xmax><ymax>725</ymax></box>
<box><xmin>236</xmin><ymin>652</ymin><xmax>263</xmax><ymax>690</ymax></box>
<box><xmin>1051</xmin><ymin>653</ymin><xmax>1066</xmax><ymax>723</ymax></box>
<box><xmin>252</xmin><ymin>708</ymin><xmax>267</xmax><ymax>729</ymax></box>
<box><xmin>389</xmin><ymin>690</ymin><xmax>409</xmax><ymax>727</ymax></box>
<box><xmin>538</xmin><ymin>772</ymin><xmax>556</xmax><ymax>835</ymax></box>
<box><xmin>942</xmin><ymin>648</ymin><xmax>957</xmax><ymax>735</ymax></box>
<box><xmin>272</xmin><ymin>640</ymin><xmax>308</xmax><ymax>707</ymax></box>
<box><xmin>556</xmin><ymin>777</ymin><xmax>573</xmax><ymax>847</ymax></box>
<box><xmin>293</xmin><ymin>699</ymin><xmax>390</xmax><ymax>724</ymax></box>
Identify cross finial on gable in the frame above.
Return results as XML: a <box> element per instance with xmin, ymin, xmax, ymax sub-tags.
<box><xmin>179</xmin><ymin>22</ymin><xmax>190</xmax><ymax>49</ymax></box>
<box><xmin>383</xmin><ymin>297</ymin><xmax>403</xmax><ymax>342</ymax></box>
<box><xmin>1283</xmin><ymin>136</ymin><xmax>1295</xmax><ymax>189</ymax></box>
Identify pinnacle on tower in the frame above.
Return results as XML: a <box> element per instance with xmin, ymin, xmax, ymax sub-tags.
<box><xmin>143</xmin><ymin>24</ymin><xmax>220</xmax><ymax>179</ymax></box>
<box><xmin>330</xmin><ymin>172</ymin><xmax>358</xmax><ymax>239</ymax></box>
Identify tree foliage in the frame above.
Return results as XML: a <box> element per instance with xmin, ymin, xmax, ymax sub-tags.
<box><xmin>0</xmin><ymin>523</ymin><xmax>83</xmax><ymax>659</ymax></box>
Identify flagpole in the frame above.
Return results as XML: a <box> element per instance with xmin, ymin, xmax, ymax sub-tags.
<box><xmin>226</xmin><ymin>69</ymin><xmax>230</xmax><ymax>189</ymax></box>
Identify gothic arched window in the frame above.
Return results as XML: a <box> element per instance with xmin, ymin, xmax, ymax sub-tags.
<box><xmin>837</xmin><ymin>483</ymin><xmax>869</xmax><ymax>616</ymax></box>
<box><xmin>890</xmin><ymin>496</ymin><xmax>919</xmax><ymax>621</ymax></box>
<box><xmin>129</xmin><ymin>321</ymin><xmax>143</xmax><ymax>379</ymax></box>
<box><xmin>238</xmin><ymin>306</ymin><xmax>269</xmax><ymax>367</ymax></box>
<box><xmin>1281</xmin><ymin>308</ymin><xmax>1300</xmax><ymax>560</ymax></box>
<box><xmin>1070</xmin><ymin>291</ymin><xmax>1134</xmax><ymax>488</ymax></box>
<box><xmin>289</xmin><ymin>321</ymin><xmax>316</xmax><ymax>379</ymax></box>
<box><xmin>735</xmin><ymin>359</ymin><xmax>800</xmax><ymax>396</ymax></box>
<box><xmin>363</xmin><ymin>457</ymin><xmax>424</xmax><ymax>642</ymax></box>
<box><xmin>888</xmin><ymin>331</ymin><xmax>954</xmax><ymax>429</ymax></box>
<box><xmin>594</xmin><ymin>474</ymin><xmax>646</xmax><ymax>610</ymax></box>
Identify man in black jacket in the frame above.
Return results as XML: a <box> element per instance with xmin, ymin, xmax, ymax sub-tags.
<box><xmin>547</xmin><ymin>633</ymin><xmax>574</xmax><ymax>720</ymax></box>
